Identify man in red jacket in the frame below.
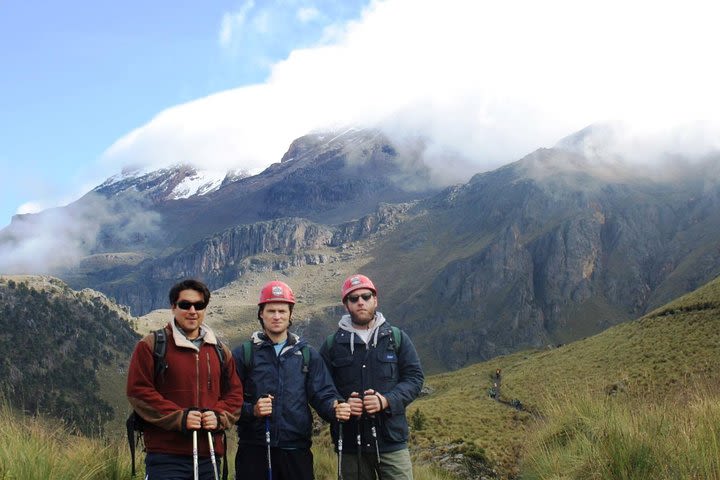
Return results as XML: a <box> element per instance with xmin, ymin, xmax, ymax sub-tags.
<box><xmin>127</xmin><ymin>279</ymin><xmax>244</xmax><ymax>479</ymax></box>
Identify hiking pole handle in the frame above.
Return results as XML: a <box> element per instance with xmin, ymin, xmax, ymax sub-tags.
<box><xmin>265</xmin><ymin>416</ymin><xmax>271</xmax><ymax>447</ymax></box>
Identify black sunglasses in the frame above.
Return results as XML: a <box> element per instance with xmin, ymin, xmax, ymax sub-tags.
<box><xmin>347</xmin><ymin>292</ymin><xmax>374</xmax><ymax>303</ymax></box>
<box><xmin>176</xmin><ymin>300</ymin><xmax>207</xmax><ymax>311</ymax></box>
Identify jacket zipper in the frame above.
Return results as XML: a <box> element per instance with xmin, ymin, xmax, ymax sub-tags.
<box><xmin>207</xmin><ymin>352</ymin><xmax>212</xmax><ymax>390</ymax></box>
<box><xmin>195</xmin><ymin>353</ymin><xmax>200</xmax><ymax>407</ymax></box>
<box><xmin>274</xmin><ymin>349</ymin><xmax>281</xmax><ymax>447</ymax></box>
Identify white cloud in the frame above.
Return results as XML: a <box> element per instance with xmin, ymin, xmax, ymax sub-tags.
<box><xmin>107</xmin><ymin>0</ymin><xmax>720</xmax><ymax>182</ymax></box>
<box><xmin>252</xmin><ymin>9</ymin><xmax>271</xmax><ymax>34</ymax></box>
<box><xmin>16</xmin><ymin>202</ymin><xmax>44</xmax><ymax>215</ymax></box>
<box><xmin>219</xmin><ymin>0</ymin><xmax>255</xmax><ymax>48</ymax></box>
<box><xmin>297</xmin><ymin>6</ymin><xmax>320</xmax><ymax>23</ymax></box>
<box><xmin>11</xmin><ymin>183</ymin><xmax>95</xmax><ymax>223</ymax></box>
<box><xmin>0</xmin><ymin>192</ymin><xmax>162</xmax><ymax>274</ymax></box>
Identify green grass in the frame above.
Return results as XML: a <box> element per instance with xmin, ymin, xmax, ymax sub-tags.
<box><xmin>8</xmin><ymin>274</ymin><xmax>720</xmax><ymax>479</ymax></box>
<box><xmin>311</xmin><ymin>435</ymin><xmax>460</xmax><ymax>480</ymax></box>
<box><xmin>406</xmin><ymin>275</ymin><xmax>720</xmax><ymax>478</ymax></box>
<box><xmin>522</xmin><ymin>384</ymin><xmax>720</xmax><ymax>479</ymax></box>
<box><xmin>0</xmin><ymin>401</ymin><xmax>132</xmax><ymax>479</ymax></box>
<box><xmin>0</xmin><ymin>401</ymin><xmax>457</xmax><ymax>480</ymax></box>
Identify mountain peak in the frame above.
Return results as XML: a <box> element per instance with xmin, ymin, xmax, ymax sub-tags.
<box><xmin>94</xmin><ymin>164</ymin><xmax>237</xmax><ymax>201</ymax></box>
<box><xmin>554</xmin><ymin>123</ymin><xmax>621</xmax><ymax>159</ymax></box>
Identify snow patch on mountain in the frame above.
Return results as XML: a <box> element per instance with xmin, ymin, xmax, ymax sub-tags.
<box><xmin>100</xmin><ymin>166</ymin><xmax>159</xmax><ymax>188</ymax></box>
<box><xmin>170</xmin><ymin>170</ymin><xmax>226</xmax><ymax>199</ymax></box>
<box><xmin>94</xmin><ymin>164</ymin><xmax>237</xmax><ymax>201</ymax></box>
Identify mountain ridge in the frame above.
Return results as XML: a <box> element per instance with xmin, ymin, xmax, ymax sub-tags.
<box><xmin>3</xmin><ymin>125</ymin><xmax>720</xmax><ymax>372</ymax></box>
<box><xmin>0</xmin><ymin>275</ymin><xmax>139</xmax><ymax>435</ymax></box>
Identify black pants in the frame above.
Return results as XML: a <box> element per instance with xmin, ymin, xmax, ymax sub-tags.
<box><xmin>146</xmin><ymin>452</ymin><xmax>222</xmax><ymax>479</ymax></box>
<box><xmin>235</xmin><ymin>444</ymin><xmax>313</xmax><ymax>480</ymax></box>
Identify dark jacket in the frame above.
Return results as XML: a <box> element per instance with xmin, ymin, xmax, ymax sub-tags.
<box><xmin>126</xmin><ymin>322</ymin><xmax>244</xmax><ymax>456</ymax></box>
<box><xmin>232</xmin><ymin>331</ymin><xmax>341</xmax><ymax>449</ymax></box>
<box><xmin>319</xmin><ymin>316</ymin><xmax>424</xmax><ymax>453</ymax></box>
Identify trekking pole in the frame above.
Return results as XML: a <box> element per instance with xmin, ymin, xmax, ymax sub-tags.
<box><xmin>337</xmin><ymin>421</ymin><xmax>344</xmax><ymax>480</ymax></box>
<box><xmin>356</xmin><ymin>415</ymin><xmax>362</xmax><ymax>479</ymax></box>
<box><xmin>265</xmin><ymin>416</ymin><xmax>272</xmax><ymax>480</ymax></box>
<box><xmin>208</xmin><ymin>431</ymin><xmax>220</xmax><ymax>480</ymax></box>
<box><xmin>370</xmin><ymin>417</ymin><xmax>382</xmax><ymax>480</ymax></box>
<box><xmin>192</xmin><ymin>429</ymin><xmax>199</xmax><ymax>480</ymax></box>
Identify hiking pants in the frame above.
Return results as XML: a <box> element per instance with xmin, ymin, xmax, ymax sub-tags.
<box><xmin>340</xmin><ymin>448</ymin><xmax>413</xmax><ymax>480</ymax></box>
<box><xmin>145</xmin><ymin>452</ymin><xmax>221</xmax><ymax>479</ymax></box>
<box><xmin>235</xmin><ymin>444</ymin><xmax>313</xmax><ymax>480</ymax></box>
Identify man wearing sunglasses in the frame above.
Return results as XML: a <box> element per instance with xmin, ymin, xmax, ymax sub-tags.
<box><xmin>127</xmin><ymin>278</ymin><xmax>244</xmax><ymax>479</ymax></box>
<box><xmin>320</xmin><ymin>274</ymin><xmax>424</xmax><ymax>480</ymax></box>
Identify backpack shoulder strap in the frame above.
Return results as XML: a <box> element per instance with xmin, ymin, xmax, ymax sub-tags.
<box><xmin>214</xmin><ymin>340</ymin><xmax>226</xmax><ymax>365</ymax></box>
<box><xmin>391</xmin><ymin>326</ymin><xmax>402</xmax><ymax>349</ymax></box>
<box><xmin>126</xmin><ymin>412</ymin><xmax>142</xmax><ymax>476</ymax></box>
<box><xmin>301</xmin><ymin>345</ymin><xmax>310</xmax><ymax>373</ymax></box>
<box><xmin>214</xmin><ymin>340</ymin><xmax>230</xmax><ymax>393</ymax></box>
<box><xmin>152</xmin><ymin>328</ymin><xmax>168</xmax><ymax>380</ymax></box>
<box><xmin>242</xmin><ymin>340</ymin><xmax>254</xmax><ymax>371</ymax></box>
<box><xmin>325</xmin><ymin>332</ymin><xmax>336</xmax><ymax>350</ymax></box>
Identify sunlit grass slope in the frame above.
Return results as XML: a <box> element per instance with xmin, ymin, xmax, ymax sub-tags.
<box><xmin>522</xmin><ymin>385</ymin><xmax>720</xmax><ymax>479</ymax></box>
<box><xmin>0</xmin><ymin>401</ymin><xmax>131</xmax><ymax>479</ymax></box>
<box><xmin>6</xmin><ymin>274</ymin><xmax>720</xmax><ymax>479</ymax></box>
<box><xmin>408</xmin><ymin>275</ymin><xmax>720</xmax><ymax>478</ymax></box>
<box><xmin>0</xmin><ymin>400</ymin><xmax>457</xmax><ymax>480</ymax></box>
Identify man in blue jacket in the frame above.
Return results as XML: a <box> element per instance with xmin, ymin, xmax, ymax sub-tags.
<box><xmin>319</xmin><ymin>274</ymin><xmax>425</xmax><ymax>480</ymax></box>
<box><xmin>233</xmin><ymin>280</ymin><xmax>351</xmax><ymax>480</ymax></box>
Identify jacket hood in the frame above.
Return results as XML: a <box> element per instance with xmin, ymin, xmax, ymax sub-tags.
<box><xmin>338</xmin><ymin>312</ymin><xmax>387</xmax><ymax>354</ymax></box>
<box><xmin>250</xmin><ymin>330</ymin><xmax>302</xmax><ymax>355</ymax></box>
<box><xmin>169</xmin><ymin>321</ymin><xmax>218</xmax><ymax>351</ymax></box>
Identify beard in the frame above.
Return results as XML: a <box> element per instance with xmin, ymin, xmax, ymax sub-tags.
<box><xmin>350</xmin><ymin>309</ymin><xmax>376</xmax><ymax>327</ymax></box>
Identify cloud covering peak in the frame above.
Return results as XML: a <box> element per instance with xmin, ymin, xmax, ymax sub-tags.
<box><xmin>103</xmin><ymin>0</ymin><xmax>720</xmax><ymax>181</ymax></box>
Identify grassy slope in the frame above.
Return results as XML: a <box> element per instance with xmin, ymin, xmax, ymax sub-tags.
<box><xmin>409</xmin><ymin>275</ymin><xmax>720</xmax><ymax>478</ymax></box>
<box><xmin>112</xmin><ymin>265</ymin><xmax>720</xmax><ymax>477</ymax></box>
<box><xmin>5</xmin><ymin>271</ymin><xmax>720</xmax><ymax>478</ymax></box>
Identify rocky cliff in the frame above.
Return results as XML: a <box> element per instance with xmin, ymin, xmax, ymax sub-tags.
<box><xmin>370</xmin><ymin>147</ymin><xmax>720</xmax><ymax>370</ymax></box>
<box><xmin>78</xmin><ymin>205</ymin><xmax>412</xmax><ymax>314</ymax></box>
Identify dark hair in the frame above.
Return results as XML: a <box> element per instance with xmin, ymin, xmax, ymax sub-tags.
<box><xmin>169</xmin><ymin>279</ymin><xmax>211</xmax><ymax>306</ymax></box>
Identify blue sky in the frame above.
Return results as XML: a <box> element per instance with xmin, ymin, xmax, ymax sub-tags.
<box><xmin>2</xmin><ymin>0</ymin><xmax>720</xmax><ymax>232</ymax></box>
<box><xmin>0</xmin><ymin>0</ymin><xmax>369</xmax><ymax>227</ymax></box>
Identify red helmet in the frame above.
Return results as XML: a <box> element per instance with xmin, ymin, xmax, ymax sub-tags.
<box><xmin>341</xmin><ymin>274</ymin><xmax>377</xmax><ymax>301</ymax></box>
<box><xmin>258</xmin><ymin>280</ymin><xmax>296</xmax><ymax>305</ymax></box>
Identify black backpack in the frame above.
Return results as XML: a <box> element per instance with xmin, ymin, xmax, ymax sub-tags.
<box><xmin>126</xmin><ymin>328</ymin><xmax>229</xmax><ymax>478</ymax></box>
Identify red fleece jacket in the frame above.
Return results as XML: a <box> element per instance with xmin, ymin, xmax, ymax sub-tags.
<box><xmin>126</xmin><ymin>323</ymin><xmax>244</xmax><ymax>456</ymax></box>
